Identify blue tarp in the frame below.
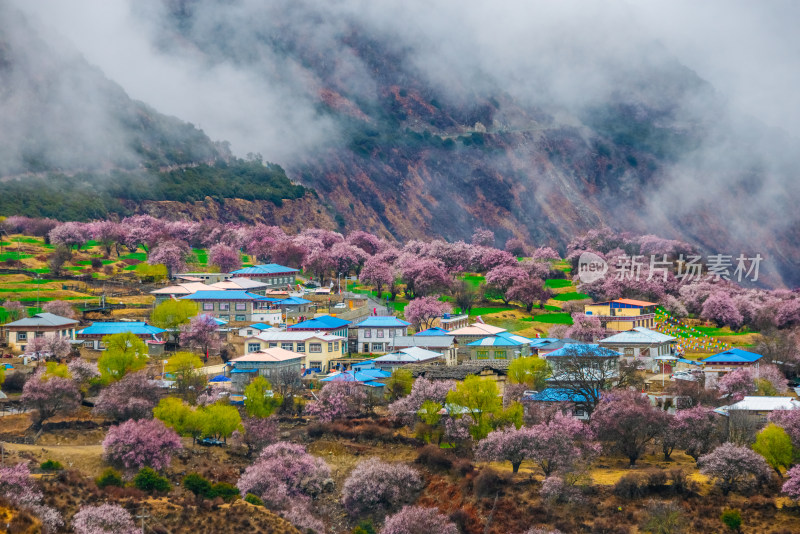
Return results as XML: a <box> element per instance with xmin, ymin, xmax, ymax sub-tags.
<box><xmin>209</xmin><ymin>374</ymin><xmax>232</xmax><ymax>382</ymax></box>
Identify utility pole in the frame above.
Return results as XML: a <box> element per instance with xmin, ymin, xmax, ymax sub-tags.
<box><xmin>135</xmin><ymin>507</ymin><xmax>150</xmax><ymax>533</ymax></box>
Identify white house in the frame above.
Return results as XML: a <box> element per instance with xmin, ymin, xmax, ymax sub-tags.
<box><xmin>598</xmin><ymin>327</ymin><xmax>676</xmax><ymax>372</ymax></box>
<box><xmin>353</xmin><ymin>316</ymin><xmax>411</xmax><ymax>354</ymax></box>
<box><xmin>368</xmin><ymin>347</ymin><xmax>444</xmax><ymax>371</ymax></box>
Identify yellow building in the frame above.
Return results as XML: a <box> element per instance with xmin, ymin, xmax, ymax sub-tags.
<box><xmin>583</xmin><ymin>299</ymin><xmax>657</xmax><ymax>332</ymax></box>
<box><xmin>242</xmin><ymin>331</ymin><xmax>346</xmax><ymax>372</ymax></box>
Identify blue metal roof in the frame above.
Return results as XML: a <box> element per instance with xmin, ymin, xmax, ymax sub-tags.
<box><xmin>231</xmin><ymin>264</ymin><xmax>299</xmax><ymax>275</ymax></box>
<box><xmin>544</xmin><ymin>343</ymin><xmax>622</xmax><ymax>358</ymax></box>
<box><xmin>179</xmin><ymin>290</ymin><xmax>262</xmax><ymax>300</ymax></box>
<box><xmin>245</xmin><ymin>323</ymin><xmax>273</xmax><ymax>331</ymax></box>
<box><xmin>701</xmin><ymin>348</ymin><xmax>763</xmax><ymax>364</ymax></box>
<box><xmin>355</xmin><ymin>316</ymin><xmax>411</xmax><ymax>328</ymax></box>
<box><xmin>677</xmin><ymin>358</ymin><xmax>703</xmax><ymax>366</ymax></box>
<box><xmin>525</xmin><ymin>388</ymin><xmax>595</xmax><ymax>403</ymax></box>
<box><xmin>230</xmin><ymin>368</ymin><xmax>258</xmax><ymax>373</ymax></box>
<box><xmin>468</xmin><ymin>332</ymin><xmax>534</xmax><ymax>347</ymax></box>
<box><xmin>415</xmin><ymin>327</ymin><xmax>451</xmax><ymax>336</ymax></box>
<box><xmin>321</xmin><ymin>368</ymin><xmax>391</xmax><ymax>383</ymax></box>
<box><xmin>77</xmin><ymin>322</ymin><xmax>166</xmax><ymax>336</ymax></box>
<box><xmin>279</xmin><ymin>297</ymin><xmax>312</xmax><ymax>305</ymax></box>
<box><xmin>289</xmin><ymin>315</ymin><xmax>351</xmax><ymax>330</ymax></box>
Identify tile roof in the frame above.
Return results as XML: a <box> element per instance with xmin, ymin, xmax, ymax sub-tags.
<box><xmin>4</xmin><ymin>312</ymin><xmax>78</xmax><ymax>328</ymax></box>
<box><xmin>77</xmin><ymin>322</ymin><xmax>165</xmax><ymax>336</ymax></box>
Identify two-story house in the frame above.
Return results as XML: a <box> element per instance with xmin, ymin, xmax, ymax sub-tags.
<box><xmin>598</xmin><ymin>327</ymin><xmax>677</xmax><ymax>372</ymax></box>
<box><xmin>701</xmin><ymin>348</ymin><xmax>763</xmax><ymax>385</ymax></box>
<box><xmin>2</xmin><ymin>312</ymin><xmax>79</xmax><ymax>353</ymax></box>
<box><xmin>242</xmin><ymin>330</ymin><xmax>346</xmax><ymax>372</ymax></box>
<box><xmin>353</xmin><ymin>316</ymin><xmax>411</xmax><ymax>354</ymax></box>
<box><xmin>583</xmin><ymin>299</ymin><xmax>657</xmax><ymax>332</ymax></box>
<box><xmin>179</xmin><ymin>290</ymin><xmax>277</xmax><ymax>323</ymax></box>
<box><xmin>468</xmin><ymin>332</ymin><xmax>535</xmax><ymax>361</ymax></box>
<box><xmin>228</xmin><ymin>347</ymin><xmax>303</xmax><ymax>391</ymax></box>
<box><xmin>76</xmin><ymin>321</ymin><xmax>166</xmax><ymax>352</ymax></box>
<box><xmin>288</xmin><ymin>315</ymin><xmax>350</xmax><ymax>337</ymax></box>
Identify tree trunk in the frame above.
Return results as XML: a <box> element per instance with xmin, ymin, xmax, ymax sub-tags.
<box><xmin>512</xmin><ymin>461</ymin><xmax>521</xmax><ymax>473</ymax></box>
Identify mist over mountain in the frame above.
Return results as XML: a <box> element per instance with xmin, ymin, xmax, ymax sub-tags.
<box><xmin>5</xmin><ymin>1</ymin><xmax>800</xmax><ymax>287</ymax></box>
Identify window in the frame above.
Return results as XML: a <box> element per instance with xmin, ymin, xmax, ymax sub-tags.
<box><xmin>84</xmin><ymin>341</ymin><xmax>94</xmax><ymax>349</ymax></box>
<box><xmin>309</xmin><ymin>343</ymin><xmax>322</xmax><ymax>353</ymax></box>
<box><xmin>246</xmin><ymin>330</ymin><xmax>253</xmax><ymax>335</ymax></box>
<box><xmin>377</xmin><ymin>329</ymin><xmax>384</xmax><ymax>338</ymax></box>
<box><xmin>281</xmin><ymin>342</ymin><xmax>293</xmax><ymax>351</ymax></box>
<box><xmin>62</xmin><ymin>329</ymin><xmax>67</xmax><ymax>336</ymax></box>
<box><xmin>203</xmin><ymin>302</ymin><xmax>214</xmax><ymax>311</ymax></box>
<box><xmin>35</xmin><ymin>332</ymin><xmax>44</xmax><ymax>338</ymax></box>
<box><xmin>328</xmin><ymin>342</ymin><xmax>333</xmax><ymax>351</ymax></box>
<box><xmin>269</xmin><ymin>343</ymin><xmax>278</xmax><ymax>348</ymax></box>
<box><xmin>17</xmin><ymin>332</ymin><xmax>27</xmax><ymax>341</ymax></box>
<box><xmin>494</xmin><ymin>350</ymin><xmax>507</xmax><ymax>359</ymax></box>
<box><xmin>397</xmin><ymin>329</ymin><xmax>403</xmax><ymax>337</ymax></box>
<box><xmin>476</xmin><ymin>350</ymin><xmax>489</xmax><ymax>360</ymax></box>
<box><xmin>372</xmin><ymin>343</ymin><xmax>383</xmax><ymax>351</ymax></box>
<box><xmin>235</xmin><ymin>315</ymin><xmax>246</xmax><ymax>322</ymax></box>
<box><xmin>624</xmin><ymin>348</ymin><xmax>634</xmax><ymax>357</ymax></box>
<box><xmin>247</xmin><ymin>343</ymin><xmax>261</xmax><ymax>353</ymax></box>
<box><xmin>220</xmin><ymin>315</ymin><xmax>229</xmax><ymax>321</ymax></box>
<box><xmin>310</xmin><ymin>361</ymin><xmax>322</xmax><ymax>369</ymax></box>
<box><xmin>219</xmin><ymin>303</ymin><xmax>230</xmax><ymax>311</ymax></box>
<box><xmin>334</xmin><ymin>341</ymin><xmax>339</xmax><ymax>351</ymax></box>
<box><xmin>389</xmin><ymin>329</ymin><xmax>394</xmax><ymax>337</ymax></box>
<box><xmin>235</xmin><ymin>302</ymin><xmax>247</xmax><ymax>311</ymax></box>
<box><xmin>98</xmin><ymin>342</ymin><xmax>106</xmax><ymax>350</ymax></box>
<box><xmin>296</xmin><ymin>343</ymin><xmax>305</xmax><ymax>352</ymax></box>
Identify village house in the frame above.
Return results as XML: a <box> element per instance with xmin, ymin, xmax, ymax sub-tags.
<box><xmin>76</xmin><ymin>321</ymin><xmax>166</xmax><ymax>353</ymax></box>
<box><xmin>289</xmin><ymin>315</ymin><xmax>351</xmax><ymax>337</ymax></box>
<box><xmin>149</xmin><ymin>282</ymin><xmax>211</xmax><ymax>305</ymax></box>
<box><xmin>390</xmin><ymin>328</ymin><xmax>458</xmax><ymax>366</ymax></box>
<box><xmin>278</xmin><ymin>297</ymin><xmax>314</xmax><ymax>324</ymax></box>
<box><xmin>448</xmin><ymin>323</ymin><xmax>508</xmax><ymax>361</ymax></box>
<box><xmin>179</xmin><ymin>290</ymin><xmax>278</xmax><ymax>323</ymax></box>
<box><xmin>319</xmin><ymin>363</ymin><xmax>391</xmax><ymax>398</ymax></box>
<box><xmin>434</xmin><ymin>312</ymin><xmax>469</xmax><ymax>331</ymax></box>
<box><xmin>468</xmin><ymin>332</ymin><xmax>535</xmax><ymax>361</ymax></box>
<box><xmin>407</xmin><ymin>360</ymin><xmax>511</xmax><ymax>394</ymax></box>
<box><xmin>2</xmin><ymin>312</ymin><xmax>79</xmax><ymax>353</ymax></box>
<box><xmin>207</xmin><ymin>277</ymin><xmax>269</xmax><ymax>295</ymax></box>
<box><xmin>228</xmin><ymin>347</ymin><xmax>303</xmax><ymax>391</ymax></box>
<box><xmin>598</xmin><ymin>327</ymin><xmax>677</xmax><ymax>372</ymax></box>
<box><xmin>175</xmin><ymin>272</ymin><xmax>229</xmax><ymax>283</ymax></box>
<box><xmin>368</xmin><ymin>347</ymin><xmax>444</xmax><ymax>371</ymax></box>
<box><xmin>237</xmin><ymin>323</ymin><xmax>276</xmax><ymax>338</ymax></box>
<box><xmin>583</xmin><ymin>299</ymin><xmax>658</xmax><ymax>331</ymax></box>
<box><xmin>352</xmin><ymin>316</ymin><xmax>411</xmax><ymax>355</ymax></box>
<box><xmin>542</xmin><ymin>343</ymin><xmax>622</xmax><ymax>381</ymax></box>
<box><xmin>701</xmin><ymin>348</ymin><xmax>764</xmax><ymax>384</ymax></box>
<box><xmin>523</xmin><ymin>388</ymin><xmax>594</xmax><ymax>420</ymax></box>
<box><xmin>228</xmin><ymin>264</ymin><xmax>299</xmax><ymax>288</ymax></box>
<box><xmin>243</xmin><ymin>330</ymin><xmax>346</xmax><ymax>372</ymax></box>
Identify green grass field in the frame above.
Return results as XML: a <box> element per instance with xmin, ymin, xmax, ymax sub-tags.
<box><xmin>694</xmin><ymin>326</ymin><xmax>756</xmax><ymax>337</ymax></box>
<box><xmin>459</xmin><ymin>274</ymin><xmax>486</xmax><ymax>289</ymax></box>
<box><xmin>192</xmin><ymin>248</ymin><xmax>208</xmax><ymax>265</ymax></box>
<box><xmin>552</xmin><ymin>292</ymin><xmax>591</xmax><ymax>302</ymax></box>
<box><xmin>0</xmin><ymin>252</ymin><xmax>33</xmax><ymax>261</ymax></box>
<box><xmin>531</xmin><ymin>312</ymin><xmax>573</xmax><ymax>324</ymax></box>
<box><xmin>120</xmin><ymin>252</ymin><xmax>147</xmax><ymax>261</ymax></box>
<box><xmin>544</xmin><ymin>278</ymin><xmax>573</xmax><ymax>289</ymax></box>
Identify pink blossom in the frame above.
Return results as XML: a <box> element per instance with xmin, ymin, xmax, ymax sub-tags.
<box><xmin>360</xmin><ymin>258</ymin><xmax>396</xmax><ymax>298</ymax></box>
<box><xmin>672</xmin><ymin>405</ymin><xmax>720</xmax><ymax>461</ymax></box>
<box><xmin>565</xmin><ymin>313</ymin><xmax>606</xmax><ymax>343</ymax></box>
<box><xmin>237</xmin><ymin>442</ymin><xmax>331</xmax><ymax>509</ymax></box>
<box><xmin>770</xmin><ymin>409</ymin><xmax>800</xmax><ymax>449</ymax></box>
<box><xmin>347</xmin><ymin>230</ymin><xmax>383</xmax><ymax>255</ymax></box>
<box><xmin>702</xmin><ymin>291</ymin><xmax>744</xmax><ymax>329</ymax></box>
<box><xmin>504</xmin><ymin>238</ymin><xmax>528</xmax><ymax>257</ymax></box>
<box><xmin>305</xmin><ymin>381</ymin><xmax>367</xmax><ymax>422</ymax></box>
<box><xmin>180</xmin><ymin>313</ymin><xmax>221</xmax><ymax>356</ymax></box>
<box><xmin>21</xmin><ymin>370</ymin><xmax>80</xmax><ymax>426</ymax></box>
<box><xmin>591</xmin><ymin>390</ymin><xmax>664</xmax><ymax>466</ymax></box>
<box><xmin>102</xmin><ymin>418</ymin><xmax>182</xmax><ymax>471</ymax></box>
<box><xmin>25</xmin><ymin>334</ymin><xmax>72</xmax><ymax>360</ymax></box>
<box><xmin>388</xmin><ymin>378</ymin><xmax>455</xmax><ymax>426</ymax></box>
<box><xmin>471</xmin><ymin>229</ymin><xmax>495</xmax><ymax>247</ymax></box>
<box><xmin>148</xmin><ymin>239</ymin><xmax>190</xmax><ymax>278</ymax></box>
<box><xmin>531</xmin><ymin>246</ymin><xmax>560</xmax><ymax>261</ymax></box>
<box><xmin>381</xmin><ymin>506</ymin><xmax>458</xmax><ymax>534</ymax></box>
<box><xmin>72</xmin><ymin>503</ymin><xmax>138</xmax><ymax>534</ymax></box>
<box><xmin>49</xmin><ymin>222</ymin><xmax>90</xmax><ymax>250</ymax></box>
<box><xmin>698</xmin><ymin>443</ymin><xmax>772</xmax><ymax>495</ymax></box>
<box><xmin>241</xmin><ymin>416</ymin><xmax>279</xmax><ymax>454</ymax></box>
<box><xmin>404</xmin><ymin>296</ymin><xmax>451</xmax><ymax>331</ymax></box>
<box><xmin>782</xmin><ymin>465</ymin><xmax>800</xmax><ymax>501</ymax></box>
<box><xmin>528</xmin><ymin>413</ymin><xmax>600</xmax><ymax>476</ymax></box>
<box><xmin>485</xmin><ymin>265</ymin><xmax>527</xmax><ymax>304</ymax></box>
<box><xmin>208</xmin><ymin>243</ymin><xmax>242</xmax><ymax>273</ymax></box>
<box><xmin>93</xmin><ymin>372</ymin><xmax>161</xmax><ymax>421</ymax></box>
<box><xmin>342</xmin><ymin>458</ymin><xmax>422</xmax><ymax>517</ymax></box>
<box><xmin>475</xmin><ymin>426</ymin><xmax>534</xmax><ymax>473</ymax></box>
<box><xmin>330</xmin><ymin>241</ymin><xmax>367</xmax><ymax>276</ymax></box>
<box><xmin>42</xmin><ymin>300</ymin><xmax>77</xmax><ymax>319</ymax></box>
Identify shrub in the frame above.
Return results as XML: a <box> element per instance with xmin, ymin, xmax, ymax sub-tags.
<box><xmin>352</xmin><ymin>520</ymin><xmax>377</xmax><ymax>534</ymax></box>
<box><xmin>90</xmin><ymin>258</ymin><xmax>103</xmax><ymax>269</ymax></box>
<box><xmin>211</xmin><ymin>482</ymin><xmax>239</xmax><ymax>502</ymax></box>
<box><xmin>342</xmin><ymin>458</ymin><xmax>423</xmax><ymax>517</ymax></box>
<box><xmin>244</xmin><ymin>493</ymin><xmax>263</xmax><ymax>506</ymax></box>
<box><xmin>540</xmin><ymin>476</ymin><xmax>583</xmax><ymax>504</ymax></box>
<box><xmin>614</xmin><ymin>474</ymin><xmax>646</xmax><ymax>499</ymax></box>
<box><xmin>133</xmin><ymin>467</ymin><xmax>171</xmax><ymax>493</ymax></box>
<box><xmin>667</xmin><ymin>469</ymin><xmax>696</xmax><ymax>495</ymax></box>
<box><xmin>720</xmin><ymin>509</ymin><xmax>742</xmax><ymax>532</ymax></box>
<box><xmin>640</xmin><ymin>501</ymin><xmax>686</xmax><ymax>534</ymax></box>
<box><xmin>415</xmin><ymin>445</ymin><xmax>453</xmax><ymax>471</ymax></box>
<box><xmin>95</xmin><ymin>468</ymin><xmax>123</xmax><ymax>489</ymax></box>
<box><xmin>473</xmin><ymin>468</ymin><xmax>507</xmax><ymax>499</ymax></box>
<box><xmin>2</xmin><ymin>371</ymin><xmax>28</xmax><ymax>393</ymax></box>
<box><xmin>40</xmin><ymin>460</ymin><xmax>63</xmax><ymax>471</ymax></box>
<box><xmin>183</xmin><ymin>473</ymin><xmax>214</xmax><ymax>499</ymax></box>
<box><xmin>646</xmin><ymin>471</ymin><xmax>667</xmax><ymax>489</ymax></box>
